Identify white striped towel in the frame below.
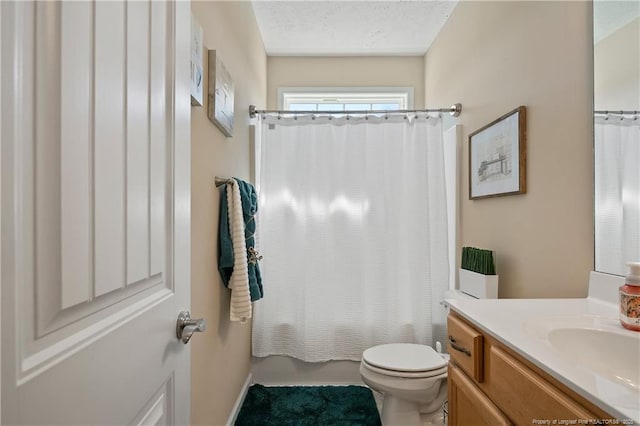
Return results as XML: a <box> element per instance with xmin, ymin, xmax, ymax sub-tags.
<box><xmin>226</xmin><ymin>179</ymin><xmax>252</xmax><ymax>323</ymax></box>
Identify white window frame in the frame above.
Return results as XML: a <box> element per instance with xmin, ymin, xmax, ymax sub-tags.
<box><xmin>278</xmin><ymin>87</ymin><xmax>414</xmax><ymax>111</ymax></box>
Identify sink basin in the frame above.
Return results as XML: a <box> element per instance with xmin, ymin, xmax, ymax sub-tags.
<box><xmin>523</xmin><ymin>315</ymin><xmax>640</xmax><ymax>391</ymax></box>
<box><xmin>547</xmin><ymin>328</ymin><xmax>640</xmax><ymax>390</ymax></box>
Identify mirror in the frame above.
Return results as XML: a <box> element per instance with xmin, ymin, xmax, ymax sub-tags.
<box><xmin>593</xmin><ymin>1</ymin><xmax>640</xmax><ymax>276</ymax></box>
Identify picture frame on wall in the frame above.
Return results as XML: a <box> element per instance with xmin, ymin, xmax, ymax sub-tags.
<box><xmin>207</xmin><ymin>49</ymin><xmax>235</xmax><ymax>137</ymax></box>
<box><xmin>469</xmin><ymin>106</ymin><xmax>527</xmax><ymax>200</ymax></box>
<box><xmin>190</xmin><ymin>15</ymin><xmax>204</xmax><ymax>106</ymax></box>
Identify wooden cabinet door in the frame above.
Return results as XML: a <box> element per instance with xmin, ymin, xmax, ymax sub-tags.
<box><xmin>448</xmin><ymin>364</ymin><xmax>512</xmax><ymax>426</ymax></box>
<box><xmin>487</xmin><ymin>346</ymin><xmax>598</xmax><ymax>423</ymax></box>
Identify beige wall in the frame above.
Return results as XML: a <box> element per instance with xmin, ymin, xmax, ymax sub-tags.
<box><xmin>425</xmin><ymin>1</ymin><xmax>593</xmax><ymax>298</ymax></box>
<box><xmin>190</xmin><ymin>2</ymin><xmax>266</xmax><ymax>425</ymax></box>
<box><xmin>267</xmin><ymin>56</ymin><xmax>425</xmax><ymax>108</ymax></box>
<box><xmin>594</xmin><ymin>17</ymin><xmax>640</xmax><ymax>110</ymax></box>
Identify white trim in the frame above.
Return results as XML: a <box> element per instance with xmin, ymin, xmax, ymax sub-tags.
<box><xmin>225</xmin><ymin>373</ymin><xmax>253</xmax><ymax>426</ymax></box>
<box><xmin>443</xmin><ymin>125</ymin><xmax>462</xmax><ymax>292</ymax></box>
<box><xmin>136</xmin><ymin>393</ymin><xmax>165</xmax><ymax>426</ymax></box>
<box><xmin>277</xmin><ymin>86</ymin><xmax>414</xmax><ymax>110</ymax></box>
<box><xmin>1</xmin><ymin>3</ymin><xmax>33</xmax><ymax>422</ymax></box>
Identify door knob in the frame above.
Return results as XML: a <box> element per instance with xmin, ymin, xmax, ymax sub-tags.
<box><xmin>176</xmin><ymin>311</ymin><xmax>207</xmax><ymax>344</ymax></box>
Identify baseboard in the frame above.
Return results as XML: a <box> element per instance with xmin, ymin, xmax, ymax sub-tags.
<box><xmin>226</xmin><ymin>373</ymin><xmax>253</xmax><ymax>426</ymax></box>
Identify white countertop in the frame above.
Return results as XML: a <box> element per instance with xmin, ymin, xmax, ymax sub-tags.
<box><xmin>446</xmin><ymin>296</ymin><xmax>640</xmax><ymax>423</ymax></box>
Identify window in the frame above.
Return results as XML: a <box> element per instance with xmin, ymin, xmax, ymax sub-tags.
<box><xmin>279</xmin><ymin>87</ymin><xmax>413</xmax><ymax>112</ymax></box>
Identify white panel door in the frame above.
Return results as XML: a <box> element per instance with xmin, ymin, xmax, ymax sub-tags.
<box><xmin>1</xmin><ymin>0</ymin><xmax>192</xmax><ymax>424</ymax></box>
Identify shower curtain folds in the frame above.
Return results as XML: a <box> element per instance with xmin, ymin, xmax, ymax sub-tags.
<box><xmin>595</xmin><ymin>116</ymin><xmax>640</xmax><ymax>275</ymax></box>
<box><xmin>252</xmin><ymin>113</ymin><xmax>450</xmax><ymax>362</ymax></box>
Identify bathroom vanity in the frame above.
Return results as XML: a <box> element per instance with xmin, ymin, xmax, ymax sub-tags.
<box><xmin>446</xmin><ymin>289</ymin><xmax>640</xmax><ymax>425</ymax></box>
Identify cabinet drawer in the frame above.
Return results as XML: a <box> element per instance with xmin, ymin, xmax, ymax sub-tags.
<box><xmin>488</xmin><ymin>346</ymin><xmax>596</xmax><ymax>424</ymax></box>
<box><xmin>447</xmin><ymin>314</ymin><xmax>484</xmax><ymax>382</ymax></box>
<box><xmin>448</xmin><ymin>363</ymin><xmax>512</xmax><ymax>426</ymax></box>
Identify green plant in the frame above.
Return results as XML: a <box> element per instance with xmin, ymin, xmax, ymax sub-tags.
<box><xmin>461</xmin><ymin>247</ymin><xmax>496</xmax><ymax>275</ymax></box>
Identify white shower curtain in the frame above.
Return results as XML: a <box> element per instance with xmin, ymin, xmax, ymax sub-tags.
<box><xmin>252</xmin><ymin>113</ymin><xmax>450</xmax><ymax>362</ymax></box>
<box><xmin>595</xmin><ymin>116</ymin><xmax>640</xmax><ymax>275</ymax></box>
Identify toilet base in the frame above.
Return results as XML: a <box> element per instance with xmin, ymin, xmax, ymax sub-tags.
<box><xmin>381</xmin><ymin>395</ymin><xmax>421</xmax><ymax>426</ymax></box>
<box><xmin>379</xmin><ymin>394</ymin><xmax>446</xmax><ymax>426</ymax></box>
<box><xmin>420</xmin><ymin>407</ymin><xmax>446</xmax><ymax>425</ymax></box>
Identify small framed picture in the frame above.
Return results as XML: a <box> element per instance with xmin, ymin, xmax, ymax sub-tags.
<box><xmin>207</xmin><ymin>50</ymin><xmax>235</xmax><ymax>137</ymax></box>
<box><xmin>469</xmin><ymin>106</ymin><xmax>527</xmax><ymax>200</ymax></box>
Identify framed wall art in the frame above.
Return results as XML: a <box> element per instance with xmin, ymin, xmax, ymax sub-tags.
<box><xmin>190</xmin><ymin>15</ymin><xmax>203</xmax><ymax>106</ymax></box>
<box><xmin>469</xmin><ymin>106</ymin><xmax>527</xmax><ymax>200</ymax></box>
<box><xmin>207</xmin><ymin>49</ymin><xmax>235</xmax><ymax>137</ymax></box>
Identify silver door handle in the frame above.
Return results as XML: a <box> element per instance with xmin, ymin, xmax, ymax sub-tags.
<box><xmin>176</xmin><ymin>311</ymin><xmax>207</xmax><ymax>344</ymax></box>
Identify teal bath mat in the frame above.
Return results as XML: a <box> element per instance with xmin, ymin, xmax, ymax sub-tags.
<box><xmin>235</xmin><ymin>384</ymin><xmax>381</xmax><ymax>426</ymax></box>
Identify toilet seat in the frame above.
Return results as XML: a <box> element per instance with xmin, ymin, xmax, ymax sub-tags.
<box><xmin>362</xmin><ymin>343</ymin><xmax>448</xmax><ymax>378</ymax></box>
<box><xmin>361</xmin><ymin>359</ymin><xmax>447</xmax><ymax>378</ymax></box>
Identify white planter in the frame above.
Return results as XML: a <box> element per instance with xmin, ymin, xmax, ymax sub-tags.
<box><xmin>459</xmin><ymin>268</ymin><xmax>499</xmax><ymax>299</ymax></box>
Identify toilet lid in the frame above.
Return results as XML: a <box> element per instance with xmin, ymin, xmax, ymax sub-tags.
<box><xmin>362</xmin><ymin>343</ymin><xmax>447</xmax><ymax>373</ymax></box>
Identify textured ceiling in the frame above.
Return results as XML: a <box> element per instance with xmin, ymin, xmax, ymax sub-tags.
<box><xmin>251</xmin><ymin>1</ymin><xmax>459</xmax><ymax>56</ymax></box>
<box><xmin>594</xmin><ymin>1</ymin><xmax>640</xmax><ymax>43</ymax></box>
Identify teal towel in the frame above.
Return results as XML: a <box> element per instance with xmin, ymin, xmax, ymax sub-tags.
<box><xmin>218</xmin><ymin>178</ymin><xmax>263</xmax><ymax>302</ymax></box>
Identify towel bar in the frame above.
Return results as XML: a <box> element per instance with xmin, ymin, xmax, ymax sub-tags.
<box><xmin>215</xmin><ymin>176</ymin><xmax>233</xmax><ymax>187</ymax></box>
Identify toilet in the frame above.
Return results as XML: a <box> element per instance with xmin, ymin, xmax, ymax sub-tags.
<box><xmin>360</xmin><ymin>343</ymin><xmax>448</xmax><ymax>425</ymax></box>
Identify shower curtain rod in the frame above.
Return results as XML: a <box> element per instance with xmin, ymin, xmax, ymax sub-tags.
<box><xmin>594</xmin><ymin>110</ymin><xmax>639</xmax><ymax>115</ymax></box>
<box><xmin>249</xmin><ymin>103</ymin><xmax>462</xmax><ymax>118</ymax></box>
